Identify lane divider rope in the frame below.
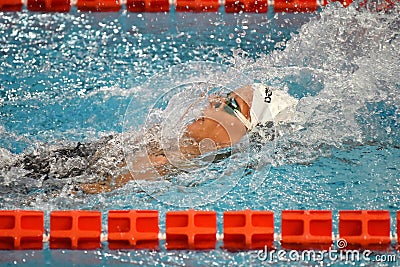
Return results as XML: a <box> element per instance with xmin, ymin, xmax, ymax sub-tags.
<box><xmin>0</xmin><ymin>209</ymin><xmax>398</xmax><ymax>250</ymax></box>
<box><xmin>0</xmin><ymin>0</ymin><xmax>352</xmax><ymax>12</ymax></box>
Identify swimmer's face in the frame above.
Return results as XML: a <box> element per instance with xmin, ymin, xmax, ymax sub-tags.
<box><xmin>185</xmin><ymin>89</ymin><xmax>252</xmax><ymax>148</ymax></box>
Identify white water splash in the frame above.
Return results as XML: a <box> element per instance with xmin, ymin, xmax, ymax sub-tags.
<box><xmin>241</xmin><ymin>3</ymin><xmax>400</xmax><ymax>164</ymax></box>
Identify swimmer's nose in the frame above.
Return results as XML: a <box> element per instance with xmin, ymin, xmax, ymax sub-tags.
<box><xmin>214</xmin><ymin>102</ymin><xmax>222</xmax><ymax>109</ymax></box>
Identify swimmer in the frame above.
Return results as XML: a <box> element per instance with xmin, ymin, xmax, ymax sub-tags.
<box><xmin>80</xmin><ymin>83</ymin><xmax>300</xmax><ymax>194</ymax></box>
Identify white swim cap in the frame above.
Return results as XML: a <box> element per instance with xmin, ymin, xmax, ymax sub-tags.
<box><xmin>249</xmin><ymin>83</ymin><xmax>299</xmax><ymax>130</ymax></box>
<box><xmin>229</xmin><ymin>83</ymin><xmax>299</xmax><ymax>132</ymax></box>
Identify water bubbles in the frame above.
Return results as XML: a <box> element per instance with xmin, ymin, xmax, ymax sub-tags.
<box><xmin>238</xmin><ymin>30</ymin><xmax>246</xmax><ymax>37</ymax></box>
<box><xmin>28</xmin><ymin>32</ymin><xmax>37</xmax><ymax>39</ymax></box>
<box><xmin>11</xmin><ymin>28</ymin><xmax>19</xmax><ymax>37</ymax></box>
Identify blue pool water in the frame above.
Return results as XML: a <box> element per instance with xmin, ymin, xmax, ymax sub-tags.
<box><xmin>1</xmin><ymin>2</ymin><xmax>400</xmax><ymax>266</ymax></box>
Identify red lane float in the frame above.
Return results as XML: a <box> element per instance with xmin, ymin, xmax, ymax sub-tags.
<box><xmin>0</xmin><ymin>0</ymin><xmax>22</xmax><ymax>11</ymax></box>
<box><xmin>224</xmin><ymin>210</ymin><xmax>274</xmax><ymax>250</ymax></box>
<box><xmin>27</xmin><ymin>0</ymin><xmax>70</xmax><ymax>12</ymax></box>
<box><xmin>50</xmin><ymin>210</ymin><xmax>102</xmax><ymax>250</ymax></box>
<box><xmin>281</xmin><ymin>210</ymin><xmax>332</xmax><ymax>249</ymax></box>
<box><xmin>126</xmin><ymin>0</ymin><xmax>169</xmax><ymax>12</ymax></box>
<box><xmin>225</xmin><ymin>0</ymin><xmax>268</xmax><ymax>13</ymax></box>
<box><xmin>274</xmin><ymin>0</ymin><xmax>319</xmax><ymax>12</ymax></box>
<box><xmin>176</xmin><ymin>0</ymin><xmax>219</xmax><ymax>12</ymax></box>
<box><xmin>166</xmin><ymin>209</ymin><xmax>216</xmax><ymax>249</ymax></box>
<box><xmin>339</xmin><ymin>210</ymin><xmax>391</xmax><ymax>248</ymax></box>
<box><xmin>397</xmin><ymin>211</ymin><xmax>400</xmax><ymax>247</ymax></box>
<box><xmin>76</xmin><ymin>0</ymin><xmax>120</xmax><ymax>11</ymax></box>
<box><xmin>108</xmin><ymin>210</ymin><xmax>159</xmax><ymax>249</ymax></box>
<box><xmin>0</xmin><ymin>210</ymin><xmax>44</xmax><ymax>250</ymax></box>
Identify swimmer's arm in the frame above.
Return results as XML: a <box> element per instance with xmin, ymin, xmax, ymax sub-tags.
<box><xmin>79</xmin><ymin>172</ymin><xmax>133</xmax><ymax>194</ymax></box>
<box><xmin>79</xmin><ymin>154</ymin><xmax>168</xmax><ymax>194</ymax></box>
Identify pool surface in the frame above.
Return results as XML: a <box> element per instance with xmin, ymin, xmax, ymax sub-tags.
<box><xmin>0</xmin><ymin>2</ymin><xmax>400</xmax><ymax>266</ymax></box>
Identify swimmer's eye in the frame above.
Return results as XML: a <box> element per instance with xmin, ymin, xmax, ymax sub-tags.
<box><xmin>223</xmin><ymin>95</ymin><xmax>241</xmax><ymax>116</ymax></box>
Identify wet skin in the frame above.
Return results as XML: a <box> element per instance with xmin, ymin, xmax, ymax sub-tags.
<box><xmin>80</xmin><ymin>86</ymin><xmax>254</xmax><ymax>193</ymax></box>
